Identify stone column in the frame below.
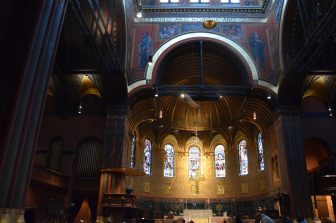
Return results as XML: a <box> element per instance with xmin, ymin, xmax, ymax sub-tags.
<box><xmin>274</xmin><ymin>107</ymin><xmax>313</xmax><ymax>218</ymax></box>
<box><xmin>96</xmin><ymin>111</ymin><xmax>131</xmax><ymax>222</ymax></box>
<box><xmin>0</xmin><ymin>0</ymin><xmax>67</xmax><ymax>220</ymax></box>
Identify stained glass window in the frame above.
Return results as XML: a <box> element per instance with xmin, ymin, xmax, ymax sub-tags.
<box><xmin>130</xmin><ymin>133</ymin><xmax>136</xmax><ymax>168</ymax></box>
<box><xmin>160</xmin><ymin>0</ymin><xmax>179</xmax><ymax>2</ymax></box>
<box><xmin>238</xmin><ymin>140</ymin><xmax>248</xmax><ymax>175</ymax></box>
<box><xmin>215</xmin><ymin>145</ymin><xmax>225</xmax><ymax>177</ymax></box>
<box><xmin>189</xmin><ymin>146</ymin><xmax>200</xmax><ymax>178</ymax></box>
<box><xmin>163</xmin><ymin>144</ymin><xmax>174</xmax><ymax>177</ymax></box>
<box><xmin>221</xmin><ymin>0</ymin><xmax>240</xmax><ymax>3</ymax></box>
<box><xmin>190</xmin><ymin>0</ymin><xmax>210</xmax><ymax>3</ymax></box>
<box><xmin>257</xmin><ymin>133</ymin><xmax>265</xmax><ymax>171</ymax></box>
<box><xmin>143</xmin><ymin>139</ymin><xmax>152</xmax><ymax>175</ymax></box>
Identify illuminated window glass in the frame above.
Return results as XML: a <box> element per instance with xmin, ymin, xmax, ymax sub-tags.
<box><xmin>238</xmin><ymin>140</ymin><xmax>248</xmax><ymax>175</ymax></box>
<box><xmin>130</xmin><ymin>133</ymin><xmax>136</xmax><ymax>168</ymax></box>
<box><xmin>221</xmin><ymin>0</ymin><xmax>240</xmax><ymax>3</ymax></box>
<box><xmin>143</xmin><ymin>139</ymin><xmax>152</xmax><ymax>175</ymax></box>
<box><xmin>258</xmin><ymin>133</ymin><xmax>265</xmax><ymax>171</ymax></box>
<box><xmin>215</xmin><ymin>145</ymin><xmax>225</xmax><ymax>177</ymax></box>
<box><xmin>160</xmin><ymin>0</ymin><xmax>179</xmax><ymax>2</ymax></box>
<box><xmin>190</xmin><ymin>0</ymin><xmax>210</xmax><ymax>3</ymax></box>
<box><xmin>163</xmin><ymin>144</ymin><xmax>174</xmax><ymax>177</ymax></box>
<box><xmin>189</xmin><ymin>146</ymin><xmax>200</xmax><ymax>178</ymax></box>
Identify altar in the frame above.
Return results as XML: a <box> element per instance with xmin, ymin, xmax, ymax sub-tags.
<box><xmin>183</xmin><ymin>209</ymin><xmax>214</xmax><ymax>223</ymax></box>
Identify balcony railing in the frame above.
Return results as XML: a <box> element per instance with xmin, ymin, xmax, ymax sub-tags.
<box><xmin>31</xmin><ymin>164</ymin><xmax>69</xmax><ymax>190</ymax></box>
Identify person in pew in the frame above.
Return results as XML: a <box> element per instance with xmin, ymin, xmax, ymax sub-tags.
<box><xmin>255</xmin><ymin>211</ymin><xmax>275</xmax><ymax>223</ymax></box>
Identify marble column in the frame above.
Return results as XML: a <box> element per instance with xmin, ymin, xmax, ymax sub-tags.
<box><xmin>0</xmin><ymin>0</ymin><xmax>67</xmax><ymax>220</ymax></box>
<box><xmin>275</xmin><ymin>107</ymin><xmax>313</xmax><ymax>218</ymax></box>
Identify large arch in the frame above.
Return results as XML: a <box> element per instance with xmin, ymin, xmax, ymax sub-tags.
<box><xmin>128</xmin><ymin>32</ymin><xmax>278</xmax><ymax>93</ymax></box>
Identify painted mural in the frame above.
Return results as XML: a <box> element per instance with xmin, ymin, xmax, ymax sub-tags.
<box><xmin>130</xmin><ymin>26</ymin><xmax>157</xmax><ymax>83</ymax></box>
<box><xmin>222</xmin><ymin>24</ymin><xmax>244</xmax><ymax>41</ymax></box>
<box><xmin>159</xmin><ymin>23</ymin><xmax>181</xmax><ymax>40</ymax></box>
<box><xmin>129</xmin><ymin>21</ymin><xmax>279</xmax><ymax>86</ymax></box>
<box><xmin>273</xmin><ymin>0</ymin><xmax>285</xmax><ymax>24</ymax></box>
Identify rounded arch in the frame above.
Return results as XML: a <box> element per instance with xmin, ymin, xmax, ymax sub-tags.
<box><xmin>210</xmin><ymin>134</ymin><xmax>228</xmax><ymax>151</ymax></box>
<box><xmin>128</xmin><ymin>32</ymin><xmax>278</xmax><ymax>93</ymax></box>
<box><xmin>185</xmin><ymin>135</ymin><xmax>203</xmax><ymax>152</ymax></box>
<box><xmin>303</xmin><ymin>137</ymin><xmax>331</xmax><ymax>173</ymax></box>
<box><xmin>161</xmin><ymin>134</ymin><xmax>179</xmax><ymax>152</ymax></box>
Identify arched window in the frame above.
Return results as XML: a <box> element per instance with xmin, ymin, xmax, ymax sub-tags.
<box><xmin>238</xmin><ymin>140</ymin><xmax>248</xmax><ymax>175</ymax></box>
<box><xmin>130</xmin><ymin>133</ymin><xmax>136</xmax><ymax>168</ymax></box>
<box><xmin>189</xmin><ymin>146</ymin><xmax>200</xmax><ymax>178</ymax></box>
<box><xmin>143</xmin><ymin>139</ymin><xmax>152</xmax><ymax>175</ymax></box>
<box><xmin>214</xmin><ymin>145</ymin><xmax>225</xmax><ymax>177</ymax></box>
<box><xmin>163</xmin><ymin>144</ymin><xmax>174</xmax><ymax>177</ymax></box>
<box><xmin>257</xmin><ymin>133</ymin><xmax>265</xmax><ymax>171</ymax></box>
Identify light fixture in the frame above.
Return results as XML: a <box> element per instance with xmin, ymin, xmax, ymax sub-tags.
<box><xmin>154</xmin><ymin>92</ymin><xmax>158</xmax><ymax>97</ymax></box>
<box><xmin>136</xmin><ymin>11</ymin><xmax>142</xmax><ymax>18</ymax></box>
<box><xmin>159</xmin><ymin>110</ymin><xmax>163</xmax><ymax>118</ymax></box>
<box><xmin>267</xmin><ymin>95</ymin><xmax>271</xmax><ymax>100</ymax></box>
<box><xmin>181</xmin><ymin>93</ymin><xmax>185</xmax><ymax>98</ymax></box>
<box><xmin>253</xmin><ymin>111</ymin><xmax>257</xmax><ymax>120</ymax></box>
<box><xmin>203</xmin><ymin>20</ymin><xmax>217</xmax><ymax>29</ymax></box>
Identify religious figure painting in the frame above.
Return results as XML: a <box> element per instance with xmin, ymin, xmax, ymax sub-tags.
<box><xmin>222</xmin><ymin>24</ymin><xmax>243</xmax><ymax>41</ymax></box>
<box><xmin>248</xmin><ymin>31</ymin><xmax>265</xmax><ymax>71</ymax></box>
<box><xmin>138</xmin><ymin>31</ymin><xmax>153</xmax><ymax>70</ymax></box>
<box><xmin>159</xmin><ymin>24</ymin><xmax>180</xmax><ymax>40</ymax></box>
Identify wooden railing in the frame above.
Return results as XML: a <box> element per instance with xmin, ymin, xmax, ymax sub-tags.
<box><xmin>31</xmin><ymin>165</ymin><xmax>69</xmax><ymax>190</ymax></box>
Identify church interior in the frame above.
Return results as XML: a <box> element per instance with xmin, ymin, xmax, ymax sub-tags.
<box><xmin>1</xmin><ymin>0</ymin><xmax>336</xmax><ymax>222</ymax></box>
